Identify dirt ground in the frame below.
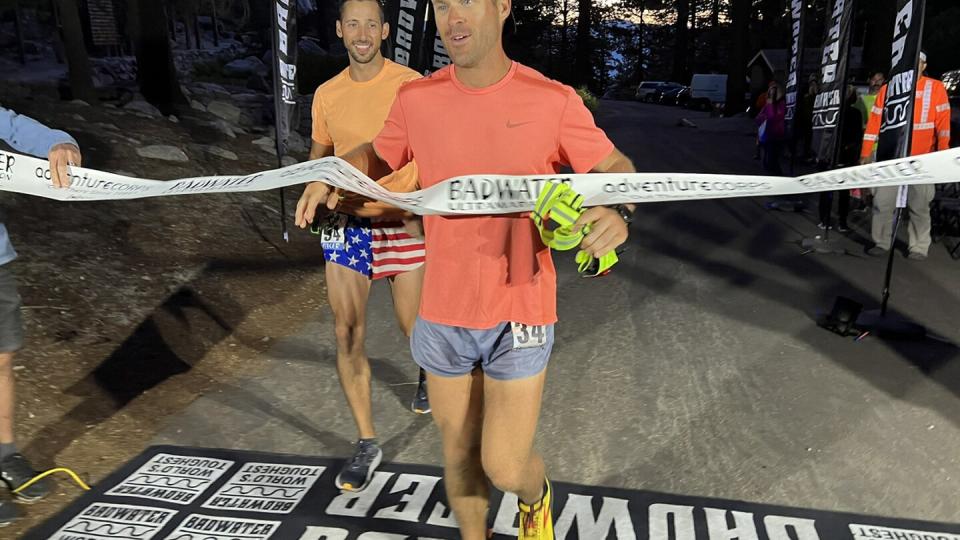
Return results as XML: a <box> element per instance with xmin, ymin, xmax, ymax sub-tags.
<box><xmin>0</xmin><ymin>92</ymin><xmax>330</xmax><ymax>536</ymax></box>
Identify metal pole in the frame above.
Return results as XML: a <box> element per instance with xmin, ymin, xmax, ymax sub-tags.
<box><xmin>270</xmin><ymin>0</ymin><xmax>290</xmax><ymax>243</ymax></box>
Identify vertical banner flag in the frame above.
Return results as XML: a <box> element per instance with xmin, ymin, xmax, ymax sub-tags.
<box><xmin>876</xmin><ymin>0</ymin><xmax>926</xmax><ymax>162</ymax></box>
<box><xmin>386</xmin><ymin>0</ymin><xmax>431</xmax><ymax>72</ymax></box>
<box><xmin>812</xmin><ymin>0</ymin><xmax>855</xmax><ymax>165</ymax></box>
<box><xmin>272</xmin><ymin>0</ymin><xmax>299</xmax><ymax>156</ymax></box>
<box><xmin>421</xmin><ymin>6</ymin><xmax>452</xmax><ymax>75</ymax></box>
<box><xmin>784</xmin><ymin>0</ymin><xmax>805</xmax><ymax>138</ymax></box>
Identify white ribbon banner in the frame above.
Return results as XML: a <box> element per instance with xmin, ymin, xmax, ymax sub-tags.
<box><xmin>2</xmin><ymin>147</ymin><xmax>960</xmax><ymax>215</ymax></box>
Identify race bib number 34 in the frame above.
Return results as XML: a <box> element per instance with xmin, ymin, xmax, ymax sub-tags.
<box><xmin>321</xmin><ymin>214</ymin><xmax>347</xmax><ymax>251</ymax></box>
<box><xmin>511</xmin><ymin>322</ymin><xmax>547</xmax><ymax>349</ymax></box>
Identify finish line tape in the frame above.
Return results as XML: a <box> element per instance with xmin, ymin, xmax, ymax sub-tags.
<box><xmin>2</xmin><ymin>147</ymin><xmax>959</xmax><ymax>215</ymax></box>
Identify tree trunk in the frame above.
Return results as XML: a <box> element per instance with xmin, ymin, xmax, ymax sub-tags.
<box><xmin>129</xmin><ymin>0</ymin><xmax>186</xmax><ymax>113</ymax></box>
<box><xmin>561</xmin><ymin>0</ymin><xmax>569</xmax><ymax>80</ymax></box>
<box><xmin>672</xmin><ymin>0</ymin><xmax>690</xmax><ymax>83</ymax></box>
<box><xmin>211</xmin><ymin>0</ymin><xmax>220</xmax><ymax>47</ymax></box>
<box><xmin>725</xmin><ymin>0</ymin><xmax>751</xmax><ymax>115</ymax></box>
<box><xmin>54</xmin><ymin>0</ymin><xmax>97</xmax><ymax>102</ymax></box>
<box><xmin>760</xmin><ymin>0</ymin><xmax>784</xmax><ymax>47</ymax></box>
<box><xmin>574</xmin><ymin>0</ymin><xmax>593</xmax><ymax>88</ymax></box>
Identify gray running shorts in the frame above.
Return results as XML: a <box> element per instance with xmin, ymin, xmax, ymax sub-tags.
<box><xmin>0</xmin><ymin>264</ymin><xmax>24</xmax><ymax>353</ymax></box>
<box><xmin>411</xmin><ymin>317</ymin><xmax>554</xmax><ymax>381</ymax></box>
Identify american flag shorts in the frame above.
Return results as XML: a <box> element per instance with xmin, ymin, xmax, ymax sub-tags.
<box><xmin>321</xmin><ymin>215</ymin><xmax>425</xmax><ymax>280</ymax></box>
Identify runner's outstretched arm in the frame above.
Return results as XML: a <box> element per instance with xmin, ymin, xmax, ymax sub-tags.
<box><xmin>295</xmin><ymin>143</ymin><xmax>395</xmax><ymax>228</ymax></box>
<box><xmin>575</xmin><ymin>147</ymin><xmax>636</xmax><ymax>257</ymax></box>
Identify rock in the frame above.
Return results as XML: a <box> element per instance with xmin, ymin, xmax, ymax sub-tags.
<box><xmin>252</xmin><ymin>137</ymin><xmax>278</xmax><ymax>156</ymax></box>
<box><xmin>168</xmin><ymin>115</ymin><xmax>179</xmax><ymax>123</ymax></box>
<box><xmin>678</xmin><ymin>118</ymin><xmax>699</xmax><ymax>128</ymax></box>
<box><xmin>200</xmin><ymin>146</ymin><xmax>238</xmax><ymax>160</ymax></box>
<box><xmin>71</xmin><ymin>99</ymin><xmax>90</xmax><ymax>107</ymax></box>
<box><xmin>72</xmin><ymin>114</ymin><xmax>86</xmax><ymax>122</ymax></box>
<box><xmin>94</xmin><ymin>122</ymin><xmax>120</xmax><ymax>131</ymax></box>
<box><xmin>190</xmin><ymin>100</ymin><xmax>206</xmax><ymax>112</ymax></box>
<box><xmin>207</xmin><ymin>100</ymin><xmax>244</xmax><ymax>124</ymax></box>
<box><xmin>92</xmin><ymin>72</ymin><xmax>115</xmax><ymax>88</ymax></box>
<box><xmin>285</xmin><ymin>130</ymin><xmax>308</xmax><ymax>153</ymax></box>
<box><xmin>222</xmin><ymin>56</ymin><xmax>267</xmax><ymax>78</ymax></box>
<box><xmin>209</xmin><ymin>119</ymin><xmax>237</xmax><ymax>139</ymax></box>
<box><xmin>136</xmin><ymin>145</ymin><xmax>189</xmax><ymax>162</ymax></box>
<box><xmin>124</xmin><ymin>100</ymin><xmax>163</xmax><ymax>117</ymax></box>
<box><xmin>281</xmin><ymin>155</ymin><xmax>298</xmax><ymax>167</ymax></box>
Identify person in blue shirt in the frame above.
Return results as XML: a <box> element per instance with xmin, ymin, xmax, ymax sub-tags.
<box><xmin>0</xmin><ymin>105</ymin><xmax>80</xmax><ymax>527</ymax></box>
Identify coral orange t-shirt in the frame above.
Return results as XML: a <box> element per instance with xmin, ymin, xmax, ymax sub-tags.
<box><xmin>374</xmin><ymin>62</ymin><xmax>614</xmax><ymax>329</ymax></box>
<box><xmin>312</xmin><ymin>60</ymin><xmax>420</xmax><ymax>194</ymax></box>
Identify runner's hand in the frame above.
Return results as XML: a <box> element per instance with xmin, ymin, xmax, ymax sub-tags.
<box><xmin>48</xmin><ymin>143</ymin><xmax>82</xmax><ymax>189</ymax></box>
<box><xmin>295</xmin><ymin>182</ymin><xmax>341</xmax><ymax>228</ymax></box>
<box><xmin>574</xmin><ymin>207</ymin><xmax>628</xmax><ymax>258</ymax></box>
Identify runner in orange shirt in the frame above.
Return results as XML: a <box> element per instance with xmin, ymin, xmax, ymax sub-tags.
<box><xmin>302</xmin><ymin>0</ymin><xmax>429</xmax><ymax>494</ymax></box>
<box><xmin>297</xmin><ymin>1</ymin><xmax>636</xmax><ymax>537</ymax></box>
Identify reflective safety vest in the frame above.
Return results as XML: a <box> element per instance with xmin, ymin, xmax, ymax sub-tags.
<box><xmin>861</xmin><ymin>76</ymin><xmax>951</xmax><ymax>159</ymax></box>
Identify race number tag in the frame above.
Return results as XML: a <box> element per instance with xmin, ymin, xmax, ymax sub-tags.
<box><xmin>511</xmin><ymin>322</ymin><xmax>547</xmax><ymax>349</ymax></box>
<box><xmin>321</xmin><ymin>214</ymin><xmax>348</xmax><ymax>250</ymax></box>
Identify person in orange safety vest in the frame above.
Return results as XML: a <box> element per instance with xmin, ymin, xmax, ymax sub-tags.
<box><xmin>861</xmin><ymin>51</ymin><xmax>951</xmax><ymax>260</ymax></box>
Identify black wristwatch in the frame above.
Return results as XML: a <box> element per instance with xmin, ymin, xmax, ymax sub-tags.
<box><xmin>612</xmin><ymin>204</ymin><xmax>635</xmax><ymax>225</ymax></box>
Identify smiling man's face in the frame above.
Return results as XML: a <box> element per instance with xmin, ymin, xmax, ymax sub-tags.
<box><xmin>337</xmin><ymin>0</ymin><xmax>389</xmax><ymax>65</ymax></box>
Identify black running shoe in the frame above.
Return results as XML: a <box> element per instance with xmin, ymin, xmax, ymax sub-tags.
<box><xmin>335</xmin><ymin>440</ymin><xmax>382</xmax><ymax>492</ymax></box>
<box><xmin>0</xmin><ymin>453</ymin><xmax>51</xmax><ymax>502</ymax></box>
<box><xmin>0</xmin><ymin>499</ymin><xmax>20</xmax><ymax>527</ymax></box>
<box><xmin>411</xmin><ymin>369</ymin><xmax>431</xmax><ymax>414</ymax></box>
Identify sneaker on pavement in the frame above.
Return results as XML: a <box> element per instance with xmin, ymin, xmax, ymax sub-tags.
<box><xmin>335</xmin><ymin>440</ymin><xmax>382</xmax><ymax>492</ymax></box>
<box><xmin>0</xmin><ymin>453</ymin><xmax>51</xmax><ymax>502</ymax></box>
<box><xmin>866</xmin><ymin>246</ymin><xmax>887</xmax><ymax>257</ymax></box>
<box><xmin>907</xmin><ymin>251</ymin><xmax>928</xmax><ymax>261</ymax></box>
<box><xmin>411</xmin><ymin>370</ymin><xmax>431</xmax><ymax>415</ymax></box>
<box><xmin>837</xmin><ymin>223</ymin><xmax>851</xmax><ymax>233</ymax></box>
<box><xmin>518</xmin><ymin>478</ymin><xmax>554</xmax><ymax>540</ymax></box>
<box><xmin>817</xmin><ymin>222</ymin><xmax>831</xmax><ymax>230</ymax></box>
<box><xmin>0</xmin><ymin>499</ymin><xmax>21</xmax><ymax>528</ymax></box>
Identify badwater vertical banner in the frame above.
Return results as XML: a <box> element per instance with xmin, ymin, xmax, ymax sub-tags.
<box><xmin>421</xmin><ymin>5</ymin><xmax>452</xmax><ymax>74</ymax></box>
<box><xmin>876</xmin><ymin>0</ymin><xmax>926</xmax><ymax>162</ymax></box>
<box><xmin>386</xmin><ymin>0</ymin><xmax>431</xmax><ymax>71</ymax></box>
<box><xmin>271</xmin><ymin>0</ymin><xmax>298</xmax><ymax>156</ymax></box>
<box><xmin>784</xmin><ymin>0</ymin><xmax>806</xmax><ymax>137</ymax></box>
<box><xmin>811</xmin><ymin>0</ymin><xmax>855</xmax><ymax>165</ymax></box>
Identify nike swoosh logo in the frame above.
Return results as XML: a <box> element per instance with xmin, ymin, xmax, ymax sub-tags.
<box><xmin>506</xmin><ymin>120</ymin><xmax>535</xmax><ymax>128</ymax></box>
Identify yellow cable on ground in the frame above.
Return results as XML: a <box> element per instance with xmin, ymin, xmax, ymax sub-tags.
<box><xmin>12</xmin><ymin>467</ymin><xmax>91</xmax><ymax>494</ymax></box>
<box><xmin>531</xmin><ymin>182</ymin><xmax>619</xmax><ymax>277</ymax></box>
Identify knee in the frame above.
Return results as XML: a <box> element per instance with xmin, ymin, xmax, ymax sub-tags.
<box><xmin>0</xmin><ymin>352</ymin><xmax>12</xmax><ymax>372</ymax></box>
<box><xmin>482</xmin><ymin>455</ymin><xmax>526</xmax><ymax>494</ymax></box>
<box><xmin>334</xmin><ymin>321</ymin><xmax>365</xmax><ymax>350</ymax></box>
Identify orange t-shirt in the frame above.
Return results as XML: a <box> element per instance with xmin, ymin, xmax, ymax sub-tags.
<box><xmin>312</xmin><ymin>60</ymin><xmax>420</xmax><ymax>194</ymax></box>
<box><xmin>373</xmin><ymin>62</ymin><xmax>615</xmax><ymax>329</ymax></box>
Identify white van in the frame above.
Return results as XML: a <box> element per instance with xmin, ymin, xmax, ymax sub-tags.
<box><xmin>689</xmin><ymin>74</ymin><xmax>727</xmax><ymax>110</ymax></box>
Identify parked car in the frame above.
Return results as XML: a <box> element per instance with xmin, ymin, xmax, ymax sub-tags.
<box><xmin>644</xmin><ymin>82</ymin><xmax>684</xmax><ymax>103</ymax></box>
<box><xmin>688</xmin><ymin>73</ymin><xmax>728</xmax><ymax>111</ymax></box>
<box><xmin>602</xmin><ymin>85</ymin><xmax>639</xmax><ymax>101</ymax></box>
<box><xmin>637</xmin><ymin>81</ymin><xmax>682</xmax><ymax>102</ymax></box>
<box><xmin>660</xmin><ymin>86</ymin><xmax>690</xmax><ymax>106</ymax></box>
<box><xmin>635</xmin><ymin>81</ymin><xmax>667</xmax><ymax>101</ymax></box>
